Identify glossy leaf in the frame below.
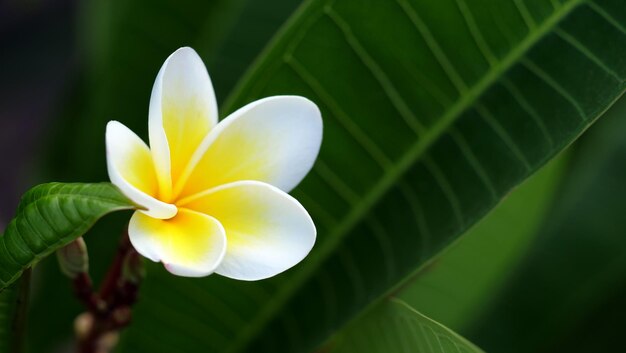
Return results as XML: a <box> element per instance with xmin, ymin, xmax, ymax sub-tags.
<box><xmin>119</xmin><ymin>0</ymin><xmax>626</xmax><ymax>352</ymax></box>
<box><xmin>0</xmin><ymin>183</ymin><xmax>133</xmax><ymax>291</ymax></box>
<box><xmin>398</xmin><ymin>153</ymin><xmax>568</xmax><ymax>331</ymax></box>
<box><xmin>469</xmin><ymin>95</ymin><xmax>626</xmax><ymax>352</ymax></box>
<box><xmin>323</xmin><ymin>151</ymin><xmax>567</xmax><ymax>350</ymax></box>
<box><xmin>330</xmin><ymin>299</ymin><xmax>483</xmax><ymax>353</ymax></box>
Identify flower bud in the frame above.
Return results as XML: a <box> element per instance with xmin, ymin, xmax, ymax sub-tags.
<box><xmin>57</xmin><ymin>237</ymin><xmax>89</xmax><ymax>279</ymax></box>
<box><xmin>74</xmin><ymin>312</ymin><xmax>93</xmax><ymax>340</ymax></box>
<box><xmin>121</xmin><ymin>250</ymin><xmax>144</xmax><ymax>285</ymax></box>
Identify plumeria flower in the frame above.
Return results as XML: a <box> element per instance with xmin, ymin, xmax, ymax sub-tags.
<box><xmin>105</xmin><ymin>47</ymin><xmax>322</xmax><ymax>280</ymax></box>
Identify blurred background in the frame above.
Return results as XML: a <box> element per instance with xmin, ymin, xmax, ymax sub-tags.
<box><xmin>0</xmin><ymin>0</ymin><xmax>76</xmax><ymax>219</ymax></box>
<box><xmin>1</xmin><ymin>0</ymin><xmax>625</xmax><ymax>352</ymax></box>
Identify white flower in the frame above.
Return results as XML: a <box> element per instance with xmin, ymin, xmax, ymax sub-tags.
<box><xmin>105</xmin><ymin>47</ymin><xmax>322</xmax><ymax>280</ymax></box>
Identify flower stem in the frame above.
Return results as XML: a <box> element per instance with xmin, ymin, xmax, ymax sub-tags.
<box><xmin>74</xmin><ymin>228</ymin><xmax>142</xmax><ymax>353</ymax></box>
<box><xmin>98</xmin><ymin>232</ymin><xmax>132</xmax><ymax>302</ymax></box>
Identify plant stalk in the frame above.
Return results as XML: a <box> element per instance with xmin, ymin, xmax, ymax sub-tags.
<box><xmin>74</xmin><ymin>228</ymin><xmax>142</xmax><ymax>353</ymax></box>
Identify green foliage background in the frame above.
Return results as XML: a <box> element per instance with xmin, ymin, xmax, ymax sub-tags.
<box><xmin>0</xmin><ymin>0</ymin><xmax>624</xmax><ymax>352</ymax></box>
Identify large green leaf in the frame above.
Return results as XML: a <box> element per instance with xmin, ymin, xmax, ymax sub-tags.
<box><xmin>119</xmin><ymin>0</ymin><xmax>626</xmax><ymax>352</ymax></box>
<box><xmin>468</xmin><ymin>95</ymin><xmax>626</xmax><ymax>352</ymax></box>
<box><xmin>322</xmin><ymin>148</ymin><xmax>567</xmax><ymax>351</ymax></box>
<box><xmin>330</xmin><ymin>299</ymin><xmax>484</xmax><ymax>353</ymax></box>
<box><xmin>398</xmin><ymin>152</ymin><xmax>568</xmax><ymax>331</ymax></box>
<box><xmin>0</xmin><ymin>183</ymin><xmax>133</xmax><ymax>291</ymax></box>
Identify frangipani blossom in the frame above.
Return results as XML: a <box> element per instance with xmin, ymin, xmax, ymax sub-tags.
<box><xmin>105</xmin><ymin>47</ymin><xmax>322</xmax><ymax>280</ymax></box>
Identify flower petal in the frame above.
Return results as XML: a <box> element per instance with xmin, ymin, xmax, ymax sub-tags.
<box><xmin>149</xmin><ymin>47</ymin><xmax>218</xmax><ymax>201</ymax></box>
<box><xmin>176</xmin><ymin>96</ymin><xmax>322</xmax><ymax>199</ymax></box>
<box><xmin>128</xmin><ymin>208</ymin><xmax>226</xmax><ymax>277</ymax></box>
<box><xmin>180</xmin><ymin>180</ymin><xmax>316</xmax><ymax>281</ymax></box>
<box><xmin>106</xmin><ymin>121</ymin><xmax>177</xmax><ymax>219</ymax></box>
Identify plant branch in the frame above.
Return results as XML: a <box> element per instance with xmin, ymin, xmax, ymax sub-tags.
<box><xmin>73</xmin><ymin>228</ymin><xmax>143</xmax><ymax>353</ymax></box>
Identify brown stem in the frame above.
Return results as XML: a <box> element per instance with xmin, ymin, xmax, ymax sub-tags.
<box><xmin>72</xmin><ymin>273</ymin><xmax>102</xmax><ymax>314</ymax></box>
<box><xmin>98</xmin><ymin>230</ymin><xmax>131</xmax><ymax>303</ymax></box>
<box><xmin>74</xmin><ymin>228</ymin><xmax>141</xmax><ymax>353</ymax></box>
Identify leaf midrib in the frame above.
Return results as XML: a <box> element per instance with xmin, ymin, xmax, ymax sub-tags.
<box><xmin>226</xmin><ymin>0</ymin><xmax>585</xmax><ymax>351</ymax></box>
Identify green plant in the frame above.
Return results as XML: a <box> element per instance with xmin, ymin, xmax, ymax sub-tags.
<box><xmin>1</xmin><ymin>0</ymin><xmax>624</xmax><ymax>352</ymax></box>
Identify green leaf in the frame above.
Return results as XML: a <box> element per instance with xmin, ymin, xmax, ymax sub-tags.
<box><xmin>330</xmin><ymin>298</ymin><xmax>484</xmax><ymax>353</ymax></box>
<box><xmin>398</xmin><ymin>152</ymin><xmax>568</xmax><ymax>331</ymax></box>
<box><xmin>0</xmin><ymin>183</ymin><xmax>133</xmax><ymax>291</ymax></box>
<box><xmin>468</xmin><ymin>95</ymin><xmax>626</xmax><ymax>352</ymax></box>
<box><xmin>324</xmin><ymin>148</ymin><xmax>567</xmax><ymax>350</ymax></box>
<box><xmin>120</xmin><ymin>0</ymin><xmax>626</xmax><ymax>352</ymax></box>
<box><xmin>0</xmin><ymin>272</ymin><xmax>30</xmax><ymax>353</ymax></box>
<box><xmin>323</xmin><ymin>153</ymin><xmax>567</xmax><ymax>351</ymax></box>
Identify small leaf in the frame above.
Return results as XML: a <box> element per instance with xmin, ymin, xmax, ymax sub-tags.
<box><xmin>0</xmin><ymin>183</ymin><xmax>134</xmax><ymax>291</ymax></box>
<box><xmin>330</xmin><ymin>298</ymin><xmax>484</xmax><ymax>353</ymax></box>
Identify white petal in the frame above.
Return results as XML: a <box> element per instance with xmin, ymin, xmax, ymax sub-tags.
<box><xmin>176</xmin><ymin>96</ymin><xmax>322</xmax><ymax>199</ymax></box>
<box><xmin>149</xmin><ymin>47</ymin><xmax>218</xmax><ymax>201</ymax></box>
<box><xmin>180</xmin><ymin>180</ymin><xmax>316</xmax><ymax>281</ymax></box>
<box><xmin>128</xmin><ymin>209</ymin><xmax>226</xmax><ymax>277</ymax></box>
<box><xmin>105</xmin><ymin>121</ymin><xmax>177</xmax><ymax>219</ymax></box>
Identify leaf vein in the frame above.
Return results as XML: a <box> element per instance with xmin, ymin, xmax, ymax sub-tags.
<box><xmin>588</xmin><ymin>1</ymin><xmax>626</xmax><ymax>35</ymax></box>
<box><xmin>500</xmin><ymin>77</ymin><xmax>555</xmax><ymax>147</ymax></box>
<box><xmin>455</xmin><ymin>0</ymin><xmax>498</xmax><ymax>66</ymax></box>
<box><xmin>520</xmin><ymin>57</ymin><xmax>587</xmax><ymax>120</ymax></box>
<box><xmin>395</xmin><ymin>0</ymin><xmax>469</xmax><ymax>93</ymax></box>
<box><xmin>286</xmin><ymin>57</ymin><xmax>394</xmax><ymax>170</ymax></box>
<box><xmin>398</xmin><ymin>181</ymin><xmax>431</xmax><ymax>259</ymax></box>
<box><xmin>313</xmin><ymin>161</ymin><xmax>360</xmax><ymax>205</ymax></box>
<box><xmin>554</xmin><ymin>27</ymin><xmax>624</xmax><ymax>81</ymax></box>
<box><xmin>514</xmin><ymin>0</ymin><xmax>537</xmax><ymax>29</ymax></box>
<box><xmin>475</xmin><ymin>103</ymin><xmax>532</xmax><ymax>171</ymax></box>
<box><xmin>423</xmin><ymin>156</ymin><xmax>465</xmax><ymax>228</ymax></box>
<box><xmin>324</xmin><ymin>6</ymin><xmax>427</xmax><ymax>136</ymax></box>
<box><xmin>449</xmin><ymin>128</ymin><xmax>498</xmax><ymax>200</ymax></box>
